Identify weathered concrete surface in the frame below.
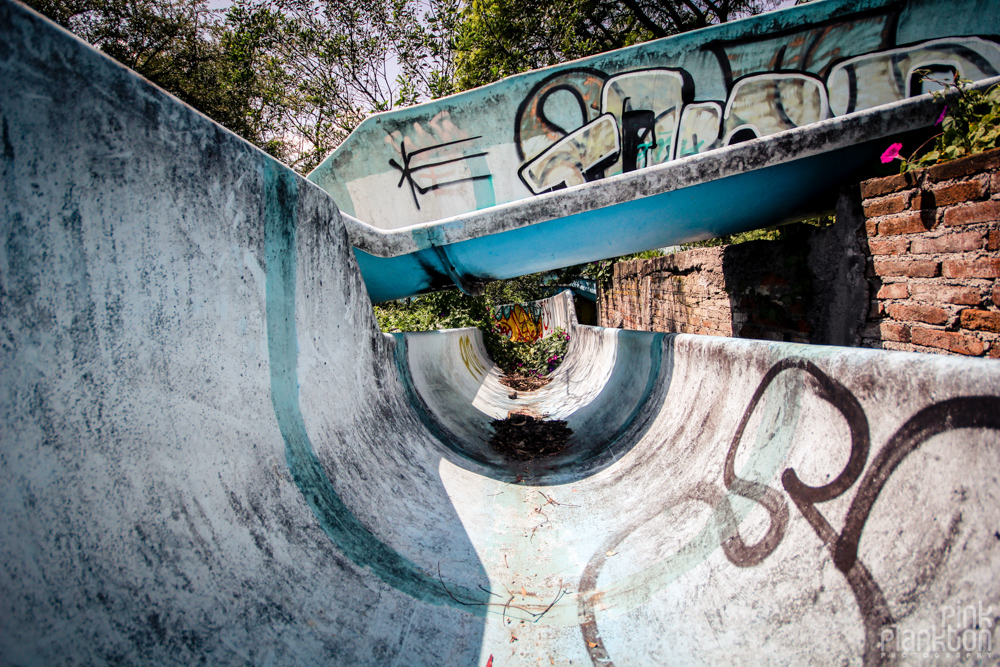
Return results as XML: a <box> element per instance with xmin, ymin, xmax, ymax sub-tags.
<box><xmin>401</xmin><ymin>327</ymin><xmax>1000</xmax><ymax>665</ymax></box>
<box><xmin>3</xmin><ymin>2</ymin><xmax>1000</xmax><ymax>666</ymax></box>
<box><xmin>0</xmin><ymin>3</ymin><xmax>487</xmax><ymax>663</ymax></box>
<box><xmin>395</xmin><ymin>325</ymin><xmax>667</xmax><ymax>480</ymax></box>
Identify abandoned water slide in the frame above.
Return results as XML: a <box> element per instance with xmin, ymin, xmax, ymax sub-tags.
<box><xmin>2</xmin><ymin>0</ymin><xmax>1000</xmax><ymax>664</ymax></box>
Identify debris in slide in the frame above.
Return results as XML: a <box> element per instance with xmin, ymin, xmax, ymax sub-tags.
<box><xmin>498</xmin><ymin>371</ymin><xmax>552</xmax><ymax>392</ymax></box>
<box><xmin>488</xmin><ymin>412</ymin><xmax>572</xmax><ymax>460</ymax></box>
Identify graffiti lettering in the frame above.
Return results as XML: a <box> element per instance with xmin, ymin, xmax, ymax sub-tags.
<box><xmin>577</xmin><ymin>357</ymin><xmax>1000</xmax><ymax>667</ymax></box>
<box><xmin>827</xmin><ymin>37</ymin><xmax>1000</xmax><ymax>115</ymax></box>
<box><xmin>492</xmin><ymin>302</ymin><xmax>545</xmax><ymax>343</ymax></box>
<box><xmin>388</xmin><ymin>136</ymin><xmax>491</xmax><ymax>209</ymax></box>
<box><xmin>514</xmin><ymin>26</ymin><xmax>1000</xmax><ymax>195</ymax></box>
<box><xmin>722</xmin><ymin>73</ymin><xmax>829</xmax><ymax>144</ymax></box>
<box><xmin>600</xmin><ymin>69</ymin><xmax>692</xmax><ymax>175</ymax></box>
<box><xmin>518</xmin><ymin>114</ymin><xmax>621</xmax><ymax>194</ymax></box>
<box><xmin>514</xmin><ymin>69</ymin><xmax>608</xmax><ymax>163</ymax></box>
<box><xmin>329</xmin><ymin>4</ymin><xmax>1000</xmax><ymax>224</ymax></box>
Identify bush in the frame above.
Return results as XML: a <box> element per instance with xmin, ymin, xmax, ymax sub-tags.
<box><xmin>372</xmin><ymin>274</ymin><xmax>571</xmax><ymax>376</ymax></box>
<box><xmin>485</xmin><ymin>327</ymin><xmax>570</xmax><ymax>376</ymax></box>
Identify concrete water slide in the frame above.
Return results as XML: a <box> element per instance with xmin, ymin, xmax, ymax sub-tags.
<box><xmin>2</xmin><ymin>0</ymin><xmax>1000</xmax><ymax>665</ymax></box>
<box><xmin>308</xmin><ymin>0</ymin><xmax>1000</xmax><ymax>302</ymax></box>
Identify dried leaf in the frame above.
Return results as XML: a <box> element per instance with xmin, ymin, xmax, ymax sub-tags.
<box><xmin>605</xmin><ymin>550</ymin><xmax>617</xmax><ymax>557</ymax></box>
<box><xmin>588</xmin><ymin>641</ymin><xmax>598</xmax><ymax>648</ymax></box>
<box><xmin>519</xmin><ymin>586</ymin><xmax>527</xmax><ymax>597</ymax></box>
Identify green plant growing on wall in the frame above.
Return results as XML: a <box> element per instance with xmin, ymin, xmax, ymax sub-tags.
<box><xmin>882</xmin><ymin>72</ymin><xmax>1000</xmax><ymax>173</ymax></box>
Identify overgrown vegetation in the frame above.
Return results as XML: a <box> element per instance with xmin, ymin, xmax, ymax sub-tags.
<box><xmin>883</xmin><ymin>72</ymin><xmax>1000</xmax><ymax>173</ymax></box>
<box><xmin>680</xmin><ymin>215</ymin><xmax>835</xmax><ymax>249</ymax></box>
<box><xmin>489</xmin><ymin>327</ymin><xmax>570</xmax><ymax>377</ymax></box>
<box><xmin>374</xmin><ymin>274</ymin><xmax>571</xmax><ymax>378</ymax></box>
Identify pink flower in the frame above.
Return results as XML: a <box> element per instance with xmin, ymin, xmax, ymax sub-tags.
<box><xmin>881</xmin><ymin>142</ymin><xmax>903</xmax><ymax>164</ymax></box>
<box><xmin>936</xmin><ymin>106</ymin><xmax>948</xmax><ymax>125</ymax></box>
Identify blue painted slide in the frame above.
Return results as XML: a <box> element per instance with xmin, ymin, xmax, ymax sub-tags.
<box><xmin>307</xmin><ymin>0</ymin><xmax>1000</xmax><ymax>302</ymax></box>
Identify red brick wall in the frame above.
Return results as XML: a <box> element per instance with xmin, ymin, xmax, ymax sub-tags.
<box><xmin>599</xmin><ymin>149</ymin><xmax>1000</xmax><ymax>358</ymax></box>
<box><xmin>598</xmin><ymin>248</ymin><xmax>734</xmax><ymax>336</ymax></box>
<box><xmin>860</xmin><ymin>148</ymin><xmax>1000</xmax><ymax>357</ymax></box>
<box><xmin>598</xmin><ymin>225</ymin><xmax>825</xmax><ymax>343</ymax></box>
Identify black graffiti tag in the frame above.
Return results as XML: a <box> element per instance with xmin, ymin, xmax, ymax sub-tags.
<box><xmin>388</xmin><ymin>136</ymin><xmax>490</xmax><ymax>209</ymax></box>
<box><xmin>578</xmin><ymin>356</ymin><xmax>1000</xmax><ymax>667</ymax></box>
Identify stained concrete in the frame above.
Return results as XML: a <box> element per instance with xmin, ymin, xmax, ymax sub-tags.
<box><xmin>3</xmin><ymin>2</ymin><xmax>1000</xmax><ymax>666</ymax></box>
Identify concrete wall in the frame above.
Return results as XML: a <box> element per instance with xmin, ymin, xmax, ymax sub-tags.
<box><xmin>309</xmin><ymin>0</ymin><xmax>1000</xmax><ymax>229</ymax></box>
<box><xmin>4</xmin><ymin>2</ymin><xmax>1000</xmax><ymax>665</ymax></box>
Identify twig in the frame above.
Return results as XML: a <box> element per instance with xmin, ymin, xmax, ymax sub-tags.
<box><xmin>906</xmin><ymin>131</ymin><xmax>944</xmax><ymax>163</ymax></box>
<box><xmin>436</xmin><ymin>564</ymin><xmax>544</xmax><ymax>616</ymax></box>
<box><xmin>532</xmin><ymin>586</ymin><xmax>567</xmax><ymax>624</ymax></box>
<box><xmin>437</xmin><ymin>563</ymin><xmax>489</xmax><ymax>607</ymax></box>
<box><xmin>479</xmin><ymin>585</ymin><xmax>502</xmax><ymax>598</ymax></box>
<box><xmin>538</xmin><ymin>491</ymin><xmax>579</xmax><ymax>508</ymax></box>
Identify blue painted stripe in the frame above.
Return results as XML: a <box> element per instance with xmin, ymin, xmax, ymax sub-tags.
<box><xmin>262</xmin><ymin>159</ymin><xmax>489</xmax><ymax>612</ymax></box>
<box><xmin>602</xmin><ymin>332</ymin><xmax>672</xmax><ymax>452</ymax></box>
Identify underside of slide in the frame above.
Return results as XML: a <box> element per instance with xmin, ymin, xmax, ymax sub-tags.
<box><xmin>2</xmin><ymin>1</ymin><xmax>1000</xmax><ymax>665</ymax></box>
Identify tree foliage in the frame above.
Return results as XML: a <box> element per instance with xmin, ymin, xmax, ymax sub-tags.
<box><xmin>622</xmin><ymin>0</ymin><xmax>777</xmax><ymax>38</ymax></box>
<box><xmin>24</xmin><ymin>0</ymin><xmax>267</xmax><ymax>143</ymax></box>
<box><xmin>374</xmin><ymin>275</ymin><xmax>572</xmax><ymax>374</ymax></box>
<box><xmin>24</xmin><ymin>0</ymin><xmax>457</xmax><ymax>171</ymax></box>
<box><xmin>374</xmin><ymin>274</ymin><xmax>557</xmax><ymax>333</ymax></box>
<box><xmin>452</xmin><ymin>0</ymin><xmax>648</xmax><ymax>90</ymax></box>
<box><xmin>452</xmin><ymin>0</ymin><xmax>777</xmax><ymax>91</ymax></box>
<box><xmin>254</xmin><ymin>0</ymin><xmax>458</xmax><ymax>171</ymax></box>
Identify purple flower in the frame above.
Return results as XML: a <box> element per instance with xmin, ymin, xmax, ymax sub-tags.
<box><xmin>936</xmin><ymin>105</ymin><xmax>948</xmax><ymax>125</ymax></box>
<box><xmin>881</xmin><ymin>142</ymin><xmax>903</xmax><ymax>164</ymax></box>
